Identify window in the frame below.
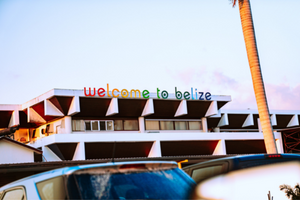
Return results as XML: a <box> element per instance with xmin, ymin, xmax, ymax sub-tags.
<box><xmin>188</xmin><ymin>121</ymin><xmax>202</xmax><ymax>130</ymax></box>
<box><xmin>72</xmin><ymin>120</ymin><xmax>114</xmax><ymax>131</ymax></box>
<box><xmin>2</xmin><ymin>188</ymin><xmax>25</xmax><ymax>200</ymax></box>
<box><xmin>45</xmin><ymin>124</ymin><xmax>50</xmax><ymax>133</ymax></box>
<box><xmin>32</xmin><ymin>129</ymin><xmax>36</xmax><ymax>138</ymax></box>
<box><xmin>175</xmin><ymin>121</ymin><xmax>188</xmax><ymax>130</ymax></box>
<box><xmin>99</xmin><ymin>121</ymin><xmax>105</xmax><ymax>130</ymax></box>
<box><xmin>160</xmin><ymin>121</ymin><xmax>174</xmax><ymax>130</ymax></box>
<box><xmin>85</xmin><ymin>121</ymin><xmax>114</xmax><ymax>131</ymax></box>
<box><xmin>85</xmin><ymin>121</ymin><xmax>91</xmax><ymax>131</ymax></box>
<box><xmin>113</xmin><ymin>120</ymin><xmax>139</xmax><ymax>131</ymax></box>
<box><xmin>145</xmin><ymin>120</ymin><xmax>202</xmax><ymax>131</ymax></box>
<box><xmin>72</xmin><ymin>120</ymin><xmax>85</xmax><ymax>131</ymax></box>
<box><xmin>36</xmin><ymin>176</ymin><xmax>67</xmax><ymax>200</ymax></box>
<box><xmin>114</xmin><ymin>120</ymin><xmax>123</xmax><ymax>131</ymax></box>
<box><xmin>124</xmin><ymin>120</ymin><xmax>139</xmax><ymax>131</ymax></box>
<box><xmin>72</xmin><ymin>119</ymin><xmax>139</xmax><ymax>131</ymax></box>
<box><xmin>107</xmin><ymin>121</ymin><xmax>113</xmax><ymax>130</ymax></box>
<box><xmin>145</xmin><ymin>121</ymin><xmax>159</xmax><ymax>130</ymax></box>
<box><xmin>91</xmin><ymin>121</ymin><xmax>99</xmax><ymax>131</ymax></box>
<box><xmin>191</xmin><ymin>165</ymin><xmax>223</xmax><ymax>183</ymax></box>
<box><xmin>66</xmin><ymin>168</ymin><xmax>194</xmax><ymax>200</ymax></box>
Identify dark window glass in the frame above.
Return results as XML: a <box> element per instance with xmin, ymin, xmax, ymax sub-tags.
<box><xmin>175</xmin><ymin>121</ymin><xmax>188</xmax><ymax>130</ymax></box>
<box><xmin>85</xmin><ymin>122</ymin><xmax>91</xmax><ymax>131</ymax></box>
<box><xmin>100</xmin><ymin>121</ymin><xmax>106</xmax><ymax>131</ymax></box>
<box><xmin>188</xmin><ymin>121</ymin><xmax>202</xmax><ymax>130</ymax></box>
<box><xmin>124</xmin><ymin>120</ymin><xmax>139</xmax><ymax>131</ymax></box>
<box><xmin>46</xmin><ymin>124</ymin><xmax>50</xmax><ymax>133</ymax></box>
<box><xmin>160</xmin><ymin>121</ymin><xmax>174</xmax><ymax>130</ymax></box>
<box><xmin>192</xmin><ymin>165</ymin><xmax>223</xmax><ymax>183</ymax></box>
<box><xmin>32</xmin><ymin>129</ymin><xmax>36</xmax><ymax>138</ymax></box>
<box><xmin>114</xmin><ymin>120</ymin><xmax>123</xmax><ymax>131</ymax></box>
<box><xmin>92</xmin><ymin>121</ymin><xmax>99</xmax><ymax>131</ymax></box>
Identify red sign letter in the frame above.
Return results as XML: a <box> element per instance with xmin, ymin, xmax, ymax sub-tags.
<box><xmin>84</xmin><ymin>87</ymin><xmax>96</xmax><ymax>96</ymax></box>
<box><xmin>98</xmin><ymin>88</ymin><xmax>105</xmax><ymax>97</ymax></box>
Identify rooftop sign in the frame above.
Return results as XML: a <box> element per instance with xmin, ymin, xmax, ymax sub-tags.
<box><xmin>84</xmin><ymin>84</ymin><xmax>212</xmax><ymax>100</ymax></box>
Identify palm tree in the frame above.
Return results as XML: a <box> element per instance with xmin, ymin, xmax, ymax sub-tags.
<box><xmin>280</xmin><ymin>183</ymin><xmax>300</xmax><ymax>199</ymax></box>
<box><xmin>232</xmin><ymin>0</ymin><xmax>277</xmax><ymax>153</ymax></box>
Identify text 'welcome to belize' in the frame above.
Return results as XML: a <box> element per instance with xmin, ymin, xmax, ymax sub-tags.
<box><xmin>84</xmin><ymin>84</ymin><xmax>212</xmax><ymax>100</ymax></box>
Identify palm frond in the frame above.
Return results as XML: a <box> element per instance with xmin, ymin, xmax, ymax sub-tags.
<box><xmin>232</xmin><ymin>0</ymin><xmax>237</xmax><ymax>7</ymax></box>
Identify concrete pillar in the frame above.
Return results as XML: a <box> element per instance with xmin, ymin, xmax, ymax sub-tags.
<box><xmin>64</xmin><ymin>116</ymin><xmax>72</xmax><ymax>134</ymax></box>
<box><xmin>201</xmin><ymin>117</ymin><xmax>208</xmax><ymax>132</ymax></box>
<box><xmin>276</xmin><ymin>133</ymin><xmax>284</xmax><ymax>153</ymax></box>
<box><xmin>213</xmin><ymin>139</ymin><xmax>227</xmax><ymax>155</ymax></box>
<box><xmin>148</xmin><ymin>141</ymin><xmax>162</xmax><ymax>157</ymax></box>
<box><xmin>213</xmin><ymin>128</ymin><xmax>220</xmax><ymax>132</ymax></box>
<box><xmin>139</xmin><ymin>117</ymin><xmax>145</xmax><ymax>133</ymax></box>
<box><xmin>257</xmin><ymin>118</ymin><xmax>262</xmax><ymax>132</ymax></box>
<box><xmin>73</xmin><ymin>142</ymin><xmax>86</xmax><ymax>160</ymax></box>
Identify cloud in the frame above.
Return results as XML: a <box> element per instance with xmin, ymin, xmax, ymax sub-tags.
<box><xmin>166</xmin><ymin>67</ymin><xmax>208</xmax><ymax>86</ymax></box>
<box><xmin>168</xmin><ymin>67</ymin><xmax>300</xmax><ymax>110</ymax></box>
<box><xmin>265</xmin><ymin>83</ymin><xmax>300</xmax><ymax>110</ymax></box>
<box><xmin>225</xmin><ymin>83</ymin><xmax>300</xmax><ymax>110</ymax></box>
<box><xmin>213</xmin><ymin>71</ymin><xmax>238</xmax><ymax>88</ymax></box>
<box><xmin>166</xmin><ymin>66</ymin><xmax>238</xmax><ymax>91</ymax></box>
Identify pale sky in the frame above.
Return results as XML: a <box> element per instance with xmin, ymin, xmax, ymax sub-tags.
<box><xmin>0</xmin><ymin>0</ymin><xmax>299</xmax><ymax>110</ymax></box>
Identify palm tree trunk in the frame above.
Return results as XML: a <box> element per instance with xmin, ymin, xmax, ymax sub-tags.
<box><xmin>238</xmin><ymin>0</ymin><xmax>277</xmax><ymax>153</ymax></box>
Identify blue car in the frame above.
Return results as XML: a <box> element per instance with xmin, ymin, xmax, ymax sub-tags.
<box><xmin>0</xmin><ymin>161</ymin><xmax>195</xmax><ymax>200</ymax></box>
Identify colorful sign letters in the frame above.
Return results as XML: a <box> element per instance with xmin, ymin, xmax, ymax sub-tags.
<box><xmin>84</xmin><ymin>84</ymin><xmax>211</xmax><ymax>100</ymax></box>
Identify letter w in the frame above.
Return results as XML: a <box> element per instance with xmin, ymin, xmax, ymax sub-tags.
<box><xmin>84</xmin><ymin>87</ymin><xmax>96</xmax><ymax>96</ymax></box>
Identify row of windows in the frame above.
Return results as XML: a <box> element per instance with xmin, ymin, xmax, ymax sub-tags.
<box><xmin>72</xmin><ymin>120</ymin><xmax>139</xmax><ymax>131</ymax></box>
<box><xmin>72</xmin><ymin>120</ymin><xmax>202</xmax><ymax>132</ymax></box>
<box><xmin>145</xmin><ymin>120</ymin><xmax>202</xmax><ymax>130</ymax></box>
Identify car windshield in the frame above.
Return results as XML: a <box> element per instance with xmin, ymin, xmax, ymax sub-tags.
<box><xmin>66</xmin><ymin>168</ymin><xmax>195</xmax><ymax>199</ymax></box>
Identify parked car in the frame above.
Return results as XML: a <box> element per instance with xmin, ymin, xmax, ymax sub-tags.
<box><xmin>183</xmin><ymin>154</ymin><xmax>300</xmax><ymax>183</ymax></box>
<box><xmin>191</xmin><ymin>160</ymin><xmax>300</xmax><ymax>200</ymax></box>
<box><xmin>0</xmin><ymin>161</ymin><xmax>195</xmax><ymax>200</ymax></box>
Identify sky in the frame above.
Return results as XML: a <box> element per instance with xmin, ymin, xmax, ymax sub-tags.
<box><xmin>0</xmin><ymin>0</ymin><xmax>299</xmax><ymax>110</ymax></box>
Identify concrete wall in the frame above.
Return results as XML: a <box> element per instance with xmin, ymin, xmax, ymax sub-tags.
<box><xmin>0</xmin><ymin>140</ymin><xmax>34</xmax><ymax>164</ymax></box>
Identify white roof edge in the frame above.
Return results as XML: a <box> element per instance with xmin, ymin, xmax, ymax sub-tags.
<box><xmin>21</xmin><ymin>89</ymin><xmax>56</xmax><ymax>110</ymax></box>
<box><xmin>220</xmin><ymin>109</ymin><xmax>300</xmax><ymax>115</ymax></box>
<box><xmin>0</xmin><ymin>89</ymin><xmax>231</xmax><ymax>111</ymax></box>
<box><xmin>0</xmin><ymin>104</ymin><xmax>22</xmax><ymax>111</ymax></box>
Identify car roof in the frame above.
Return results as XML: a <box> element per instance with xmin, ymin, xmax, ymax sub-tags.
<box><xmin>183</xmin><ymin>153</ymin><xmax>300</xmax><ymax>170</ymax></box>
<box><xmin>0</xmin><ymin>161</ymin><xmax>178</xmax><ymax>190</ymax></box>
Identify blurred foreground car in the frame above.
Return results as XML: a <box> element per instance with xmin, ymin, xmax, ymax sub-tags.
<box><xmin>191</xmin><ymin>161</ymin><xmax>300</xmax><ymax>200</ymax></box>
<box><xmin>0</xmin><ymin>161</ymin><xmax>195</xmax><ymax>200</ymax></box>
<box><xmin>183</xmin><ymin>154</ymin><xmax>300</xmax><ymax>183</ymax></box>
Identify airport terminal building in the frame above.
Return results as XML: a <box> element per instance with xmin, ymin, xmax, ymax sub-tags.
<box><xmin>1</xmin><ymin>87</ymin><xmax>300</xmax><ymax>163</ymax></box>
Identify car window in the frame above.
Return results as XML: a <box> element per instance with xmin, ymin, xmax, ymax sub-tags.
<box><xmin>2</xmin><ymin>188</ymin><xmax>25</xmax><ymax>200</ymax></box>
<box><xmin>66</xmin><ymin>168</ymin><xmax>195</xmax><ymax>199</ymax></box>
<box><xmin>191</xmin><ymin>165</ymin><xmax>223</xmax><ymax>183</ymax></box>
<box><xmin>36</xmin><ymin>176</ymin><xmax>67</xmax><ymax>200</ymax></box>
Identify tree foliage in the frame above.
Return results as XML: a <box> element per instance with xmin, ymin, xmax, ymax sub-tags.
<box><xmin>280</xmin><ymin>183</ymin><xmax>300</xmax><ymax>200</ymax></box>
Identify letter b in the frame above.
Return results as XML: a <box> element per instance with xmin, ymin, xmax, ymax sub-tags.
<box><xmin>175</xmin><ymin>87</ymin><xmax>182</xmax><ymax>99</ymax></box>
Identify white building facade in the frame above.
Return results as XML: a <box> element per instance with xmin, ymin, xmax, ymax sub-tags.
<box><xmin>1</xmin><ymin>88</ymin><xmax>299</xmax><ymax>162</ymax></box>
